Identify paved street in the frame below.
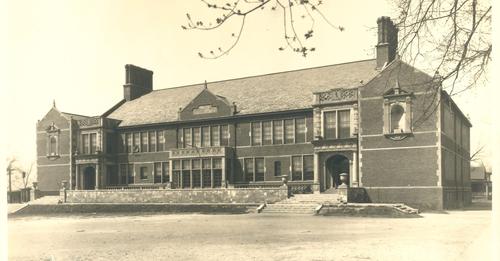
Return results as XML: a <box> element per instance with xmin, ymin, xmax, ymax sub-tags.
<box><xmin>8</xmin><ymin>209</ymin><xmax>492</xmax><ymax>261</ymax></box>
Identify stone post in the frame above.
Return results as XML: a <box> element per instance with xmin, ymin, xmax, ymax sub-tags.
<box><xmin>60</xmin><ymin>180</ymin><xmax>68</xmax><ymax>203</ymax></box>
<box><xmin>313</xmin><ymin>152</ymin><xmax>320</xmax><ymax>194</ymax></box>
<box><xmin>352</xmin><ymin>151</ymin><xmax>359</xmax><ymax>187</ymax></box>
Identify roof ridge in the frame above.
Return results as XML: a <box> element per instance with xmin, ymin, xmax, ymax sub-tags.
<box><xmin>151</xmin><ymin>58</ymin><xmax>376</xmax><ymax>92</ymax></box>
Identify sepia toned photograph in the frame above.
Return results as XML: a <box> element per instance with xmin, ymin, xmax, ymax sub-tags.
<box><xmin>2</xmin><ymin>0</ymin><xmax>498</xmax><ymax>260</ymax></box>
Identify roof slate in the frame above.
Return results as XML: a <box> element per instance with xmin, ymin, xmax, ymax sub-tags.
<box><xmin>108</xmin><ymin>59</ymin><xmax>379</xmax><ymax>126</ymax></box>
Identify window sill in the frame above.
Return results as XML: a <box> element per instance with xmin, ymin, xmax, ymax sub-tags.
<box><xmin>46</xmin><ymin>154</ymin><xmax>60</xmax><ymax>160</ymax></box>
<box><xmin>384</xmin><ymin>132</ymin><xmax>413</xmax><ymax>141</ymax></box>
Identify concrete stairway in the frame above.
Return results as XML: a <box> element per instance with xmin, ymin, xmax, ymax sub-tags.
<box><xmin>260</xmin><ymin>193</ymin><xmax>344</xmax><ymax>214</ymax></box>
<box><xmin>281</xmin><ymin>193</ymin><xmax>344</xmax><ymax>204</ymax></box>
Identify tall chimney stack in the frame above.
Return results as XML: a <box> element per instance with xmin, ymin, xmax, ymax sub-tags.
<box><xmin>123</xmin><ymin>64</ymin><xmax>153</xmax><ymax>101</ymax></box>
<box><xmin>376</xmin><ymin>16</ymin><xmax>398</xmax><ymax>69</ymax></box>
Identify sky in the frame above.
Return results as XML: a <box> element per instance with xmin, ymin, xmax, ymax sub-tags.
<box><xmin>1</xmin><ymin>0</ymin><xmax>494</xmax><ymax>182</ymax></box>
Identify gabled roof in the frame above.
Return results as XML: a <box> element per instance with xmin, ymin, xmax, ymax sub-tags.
<box><xmin>107</xmin><ymin>59</ymin><xmax>379</xmax><ymax>127</ymax></box>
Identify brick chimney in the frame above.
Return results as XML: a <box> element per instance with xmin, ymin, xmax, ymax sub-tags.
<box><xmin>123</xmin><ymin>64</ymin><xmax>153</xmax><ymax>101</ymax></box>
<box><xmin>376</xmin><ymin>16</ymin><xmax>398</xmax><ymax>69</ymax></box>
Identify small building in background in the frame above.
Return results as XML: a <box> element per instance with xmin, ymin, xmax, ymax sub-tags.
<box><xmin>470</xmin><ymin>161</ymin><xmax>492</xmax><ymax>200</ymax></box>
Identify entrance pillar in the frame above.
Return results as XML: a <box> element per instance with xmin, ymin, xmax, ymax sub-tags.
<box><xmin>352</xmin><ymin>151</ymin><xmax>359</xmax><ymax>187</ymax></box>
<box><xmin>95</xmin><ymin>165</ymin><xmax>99</xmax><ymax>190</ymax></box>
<box><xmin>313</xmin><ymin>152</ymin><xmax>320</xmax><ymax>194</ymax></box>
<box><xmin>221</xmin><ymin>157</ymin><xmax>226</xmax><ymax>188</ymax></box>
<box><xmin>75</xmin><ymin>166</ymin><xmax>79</xmax><ymax>190</ymax></box>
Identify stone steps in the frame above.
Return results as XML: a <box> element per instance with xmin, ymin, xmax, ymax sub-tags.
<box><xmin>260</xmin><ymin>203</ymin><xmax>318</xmax><ymax>214</ymax></box>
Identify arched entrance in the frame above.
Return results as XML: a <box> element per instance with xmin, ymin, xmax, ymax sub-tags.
<box><xmin>325</xmin><ymin>155</ymin><xmax>349</xmax><ymax>190</ymax></box>
<box><xmin>83</xmin><ymin>166</ymin><xmax>96</xmax><ymax>190</ymax></box>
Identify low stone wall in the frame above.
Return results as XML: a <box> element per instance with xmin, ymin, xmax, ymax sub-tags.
<box><xmin>62</xmin><ymin>187</ymin><xmax>288</xmax><ymax>204</ymax></box>
<box><xmin>363</xmin><ymin>187</ymin><xmax>443</xmax><ymax>210</ymax></box>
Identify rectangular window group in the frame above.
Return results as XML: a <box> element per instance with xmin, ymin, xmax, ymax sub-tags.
<box><xmin>251</xmin><ymin>118</ymin><xmax>307</xmax><ymax>146</ymax></box>
<box><xmin>291</xmin><ymin>155</ymin><xmax>314</xmax><ymax>181</ymax></box>
<box><xmin>323</xmin><ymin>109</ymin><xmax>350</xmax><ymax>139</ymax></box>
<box><xmin>153</xmin><ymin>162</ymin><xmax>169</xmax><ymax>183</ymax></box>
<box><xmin>179</xmin><ymin>125</ymin><xmax>229</xmax><ymax>148</ymax></box>
<box><xmin>171</xmin><ymin>158</ymin><xmax>223</xmax><ymax>188</ymax></box>
<box><xmin>81</xmin><ymin>133</ymin><xmax>97</xmax><ymax>155</ymax></box>
<box><xmin>120</xmin><ymin>130</ymin><xmax>166</xmax><ymax>153</ymax></box>
<box><xmin>119</xmin><ymin>163</ymin><xmax>134</xmax><ymax>184</ymax></box>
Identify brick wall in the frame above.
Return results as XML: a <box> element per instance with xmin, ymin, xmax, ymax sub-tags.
<box><xmin>63</xmin><ymin>187</ymin><xmax>288</xmax><ymax>204</ymax></box>
<box><xmin>364</xmin><ymin>187</ymin><xmax>443</xmax><ymax>210</ymax></box>
<box><xmin>361</xmin><ymin>147</ymin><xmax>439</xmax><ymax>187</ymax></box>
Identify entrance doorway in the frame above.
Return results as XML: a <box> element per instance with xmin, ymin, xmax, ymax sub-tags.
<box><xmin>325</xmin><ymin>155</ymin><xmax>349</xmax><ymax>190</ymax></box>
<box><xmin>83</xmin><ymin>166</ymin><xmax>96</xmax><ymax>190</ymax></box>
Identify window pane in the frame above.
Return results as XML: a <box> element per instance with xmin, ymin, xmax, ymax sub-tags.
<box><xmin>292</xmin><ymin>156</ymin><xmax>302</xmax><ymax>181</ymax></box>
<box><xmin>245</xmin><ymin>158</ymin><xmax>254</xmax><ymax>182</ymax></box>
<box><xmin>284</xmin><ymin>119</ymin><xmax>294</xmax><ymax>144</ymax></box>
<box><xmin>90</xmin><ymin>133</ymin><xmax>97</xmax><ymax>154</ymax></box>
<box><xmin>141</xmin><ymin>132</ymin><xmax>148</xmax><ymax>152</ymax></box>
<box><xmin>126</xmin><ymin>133</ymin><xmax>132</xmax><ymax>153</ymax></box>
<box><xmin>273</xmin><ymin>120</ymin><xmax>283</xmax><ymax>144</ymax></box>
<box><xmin>324</xmin><ymin>111</ymin><xmax>337</xmax><ymax>139</ymax></box>
<box><xmin>255</xmin><ymin>158</ymin><xmax>264</xmax><ymax>182</ymax></box>
<box><xmin>274</xmin><ymin>161</ymin><xmax>282</xmax><ymax>176</ymax></box>
<box><xmin>120</xmin><ymin>164</ymin><xmax>127</xmax><ymax>184</ymax></box>
<box><xmin>338</xmin><ymin>110</ymin><xmax>351</xmax><ymax>138</ymax></box>
<box><xmin>127</xmin><ymin>164</ymin><xmax>134</xmax><ymax>184</ymax></box>
<box><xmin>177</xmin><ymin>129</ymin><xmax>183</xmax><ymax>148</ymax></box>
<box><xmin>295</xmin><ymin>118</ymin><xmax>306</xmax><ymax>143</ymax></box>
<box><xmin>120</xmin><ymin>134</ymin><xmax>126</xmax><ymax>153</ymax></box>
<box><xmin>202</xmin><ymin>168</ymin><xmax>211</xmax><ymax>188</ymax></box>
<box><xmin>201</xmin><ymin>126</ymin><xmax>210</xmax><ymax>147</ymax></box>
<box><xmin>162</xmin><ymin>162</ymin><xmax>169</xmax><ymax>182</ymax></box>
<box><xmin>183</xmin><ymin>128</ymin><xmax>192</xmax><ymax>148</ymax></box>
<box><xmin>202</xmin><ymin>159</ymin><xmax>211</xmax><ymax>169</ymax></box>
<box><xmin>251</xmin><ymin>122</ymin><xmax>262</xmax><ymax>146</ymax></box>
<box><xmin>213</xmin><ymin>158</ymin><xmax>222</xmax><ymax>169</ymax></box>
<box><xmin>49</xmin><ymin>136</ymin><xmax>57</xmax><ymax>155</ymax></box>
<box><xmin>158</xmin><ymin>131</ymin><xmax>165</xmax><ymax>151</ymax></box>
<box><xmin>211</xmin><ymin>126</ymin><xmax>220</xmax><ymax>146</ymax></box>
<box><xmin>303</xmin><ymin>155</ymin><xmax>314</xmax><ymax>180</ymax></box>
<box><xmin>133</xmin><ymin>133</ymin><xmax>140</xmax><ymax>152</ymax></box>
<box><xmin>139</xmin><ymin>166</ymin><xmax>148</xmax><ymax>180</ymax></box>
<box><xmin>220</xmin><ymin>125</ymin><xmax>229</xmax><ymax>146</ymax></box>
<box><xmin>149</xmin><ymin>131</ymin><xmax>156</xmax><ymax>152</ymax></box>
<box><xmin>192</xmin><ymin>169</ymin><xmax>201</xmax><ymax>188</ymax></box>
<box><xmin>83</xmin><ymin>134</ymin><xmax>89</xmax><ymax>154</ymax></box>
<box><xmin>193</xmin><ymin>127</ymin><xmax>201</xmax><ymax>148</ymax></box>
<box><xmin>192</xmin><ymin>159</ymin><xmax>201</xmax><ymax>169</ymax></box>
<box><xmin>154</xmin><ymin>162</ymin><xmax>162</xmax><ymax>183</ymax></box>
<box><xmin>263</xmin><ymin>121</ymin><xmax>272</xmax><ymax>145</ymax></box>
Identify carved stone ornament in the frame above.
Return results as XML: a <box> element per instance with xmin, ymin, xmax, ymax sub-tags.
<box><xmin>317</xmin><ymin>88</ymin><xmax>357</xmax><ymax>104</ymax></box>
<box><xmin>77</xmin><ymin>117</ymin><xmax>100</xmax><ymax>127</ymax></box>
<box><xmin>45</xmin><ymin>122</ymin><xmax>59</xmax><ymax>133</ymax></box>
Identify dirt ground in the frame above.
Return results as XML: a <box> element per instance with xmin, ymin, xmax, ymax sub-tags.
<box><xmin>8</xmin><ymin>209</ymin><xmax>492</xmax><ymax>261</ymax></box>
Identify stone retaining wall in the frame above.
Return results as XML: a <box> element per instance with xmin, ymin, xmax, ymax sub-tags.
<box><xmin>61</xmin><ymin>187</ymin><xmax>288</xmax><ymax>204</ymax></box>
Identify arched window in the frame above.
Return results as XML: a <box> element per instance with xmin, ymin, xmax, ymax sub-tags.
<box><xmin>49</xmin><ymin>136</ymin><xmax>58</xmax><ymax>156</ymax></box>
<box><xmin>390</xmin><ymin>104</ymin><xmax>405</xmax><ymax>133</ymax></box>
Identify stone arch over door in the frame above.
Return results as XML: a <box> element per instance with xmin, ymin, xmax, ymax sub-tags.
<box><xmin>83</xmin><ymin>166</ymin><xmax>96</xmax><ymax>190</ymax></box>
<box><xmin>325</xmin><ymin>154</ymin><xmax>350</xmax><ymax>190</ymax></box>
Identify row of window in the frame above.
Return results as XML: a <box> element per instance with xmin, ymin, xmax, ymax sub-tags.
<box><xmin>116</xmin><ymin>162</ymin><xmax>170</xmax><ymax>185</ymax></box>
<box><xmin>119</xmin><ymin>131</ymin><xmax>166</xmax><ymax>153</ymax></box>
<box><xmin>250</xmin><ymin>118</ymin><xmax>307</xmax><ymax>146</ymax></box>
<box><xmin>178</xmin><ymin>125</ymin><xmax>229</xmax><ymax>149</ymax></box>
<box><xmin>172</xmin><ymin>158</ymin><xmax>224</xmax><ymax>188</ymax></box>
<box><xmin>241</xmin><ymin>155</ymin><xmax>314</xmax><ymax>182</ymax></box>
